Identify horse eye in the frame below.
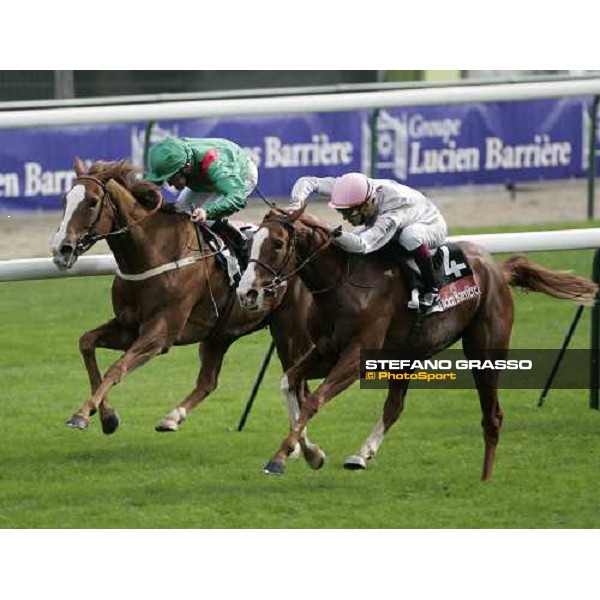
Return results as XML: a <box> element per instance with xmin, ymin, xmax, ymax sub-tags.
<box><xmin>273</xmin><ymin>239</ymin><xmax>284</xmax><ymax>251</ymax></box>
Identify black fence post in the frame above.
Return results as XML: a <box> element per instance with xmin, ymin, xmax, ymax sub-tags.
<box><xmin>237</xmin><ymin>340</ymin><xmax>277</xmax><ymax>431</ymax></box>
<box><xmin>370</xmin><ymin>108</ymin><xmax>380</xmax><ymax>178</ymax></box>
<box><xmin>538</xmin><ymin>305</ymin><xmax>584</xmax><ymax>407</ymax></box>
<box><xmin>143</xmin><ymin>120</ymin><xmax>155</xmax><ymax>170</ymax></box>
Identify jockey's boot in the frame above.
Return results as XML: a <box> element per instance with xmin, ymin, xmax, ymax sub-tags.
<box><xmin>411</xmin><ymin>245</ymin><xmax>439</xmax><ymax>309</ymax></box>
<box><xmin>213</xmin><ymin>219</ymin><xmax>249</xmax><ymax>271</ymax></box>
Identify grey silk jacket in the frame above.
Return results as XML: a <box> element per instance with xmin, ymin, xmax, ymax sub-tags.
<box><xmin>289</xmin><ymin>176</ymin><xmax>444</xmax><ymax>254</ymax></box>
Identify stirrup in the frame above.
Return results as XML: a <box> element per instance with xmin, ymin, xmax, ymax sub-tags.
<box><xmin>407</xmin><ymin>288</ymin><xmax>421</xmax><ymax>310</ymax></box>
<box><xmin>419</xmin><ymin>288</ymin><xmax>440</xmax><ymax>309</ymax></box>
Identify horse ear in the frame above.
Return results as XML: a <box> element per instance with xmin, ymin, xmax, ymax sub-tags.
<box><xmin>74</xmin><ymin>156</ymin><xmax>87</xmax><ymax>176</ymax></box>
<box><xmin>106</xmin><ymin>178</ymin><xmax>128</xmax><ymax>198</ymax></box>
<box><xmin>286</xmin><ymin>202</ymin><xmax>307</xmax><ymax>222</ymax></box>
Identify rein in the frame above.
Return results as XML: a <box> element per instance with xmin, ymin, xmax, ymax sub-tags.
<box><xmin>250</xmin><ymin>216</ymin><xmax>371</xmax><ymax>295</ymax></box>
<box><xmin>70</xmin><ymin>175</ymin><xmax>224</xmax><ymax>282</ymax></box>
<box><xmin>74</xmin><ymin>175</ymin><xmax>163</xmax><ymax>254</ymax></box>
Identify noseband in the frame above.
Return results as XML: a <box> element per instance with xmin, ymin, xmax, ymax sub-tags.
<box><xmin>248</xmin><ymin>216</ymin><xmax>334</xmax><ymax>293</ymax></box>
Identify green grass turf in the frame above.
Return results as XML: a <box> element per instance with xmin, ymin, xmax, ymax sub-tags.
<box><xmin>1</xmin><ymin>225</ymin><xmax>599</xmax><ymax>528</ymax></box>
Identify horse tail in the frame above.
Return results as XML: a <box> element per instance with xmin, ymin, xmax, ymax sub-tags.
<box><xmin>502</xmin><ymin>254</ymin><xmax>598</xmax><ymax>306</ymax></box>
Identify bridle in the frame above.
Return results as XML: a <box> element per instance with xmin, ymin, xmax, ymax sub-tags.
<box><xmin>71</xmin><ymin>175</ymin><xmax>162</xmax><ymax>255</ymax></box>
<box><xmin>248</xmin><ymin>215</ymin><xmax>338</xmax><ymax>294</ymax></box>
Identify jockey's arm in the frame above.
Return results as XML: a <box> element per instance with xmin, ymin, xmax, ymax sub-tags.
<box><xmin>333</xmin><ymin>213</ymin><xmax>402</xmax><ymax>254</ymax></box>
<box><xmin>289</xmin><ymin>176</ymin><xmax>336</xmax><ymax>207</ymax></box>
<box><xmin>203</xmin><ymin>172</ymin><xmax>247</xmax><ymax>220</ymax></box>
<box><xmin>173</xmin><ymin>188</ymin><xmax>202</xmax><ymax>214</ymax></box>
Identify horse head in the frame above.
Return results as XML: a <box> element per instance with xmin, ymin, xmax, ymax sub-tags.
<box><xmin>237</xmin><ymin>204</ymin><xmax>332</xmax><ymax>311</ymax></box>
<box><xmin>51</xmin><ymin>158</ymin><xmax>162</xmax><ymax>270</ymax></box>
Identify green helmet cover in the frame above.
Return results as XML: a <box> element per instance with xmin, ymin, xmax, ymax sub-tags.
<box><xmin>145</xmin><ymin>137</ymin><xmax>192</xmax><ymax>183</ymax></box>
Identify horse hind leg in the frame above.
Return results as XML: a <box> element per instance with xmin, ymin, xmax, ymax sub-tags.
<box><xmin>155</xmin><ymin>339</ymin><xmax>232</xmax><ymax>432</ymax></box>
<box><xmin>470</xmin><ymin>366</ymin><xmax>504</xmax><ymax>481</ymax></box>
<box><xmin>462</xmin><ymin>316</ymin><xmax>510</xmax><ymax>481</ymax></box>
<box><xmin>344</xmin><ymin>379</ymin><xmax>409</xmax><ymax>470</ymax></box>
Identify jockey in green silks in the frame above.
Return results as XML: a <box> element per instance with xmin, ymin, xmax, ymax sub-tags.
<box><xmin>145</xmin><ymin>137</ymin><xmax>258</xmax><ymax>273</ymax></box>
<box><xmin>145</xmin><ymin>136</ymin><xmax>258</xmax><ymax>223</ymax></box>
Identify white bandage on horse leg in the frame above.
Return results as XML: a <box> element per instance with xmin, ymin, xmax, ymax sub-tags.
<box><xmin>280</xmin><ymin>375</ymin><xmax>301</xmax><ymax>458</ymax></box>
<box><xmin>356</xmin><ymin>419</ymin><xmax>386</xmax><ymax>461</ymax></box>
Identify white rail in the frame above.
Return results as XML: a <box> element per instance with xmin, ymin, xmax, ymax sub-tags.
<box><xmin>1</xmin><ymin>79</ymin><xmax>599</xmax><ymax>129</ymax></box>
<box><xmin>0</xmin><ymin>255</ymin><xmax>116</xmax><ymax>282</ymax></box>
<box><xmin>449</xmin><ymin>228</ymin><xmax>600</xmax><ymax>254</ymax></box>
<box><xmin>1</xmin><ymin>228</ymin><xmax>599</xmax><ymax>283</ymax></box>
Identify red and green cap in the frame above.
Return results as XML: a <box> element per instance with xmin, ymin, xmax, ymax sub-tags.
<box><xmin>145</xmin><ymin>137</ymin><xmax>192</xmax><ymax>184</ymax></box>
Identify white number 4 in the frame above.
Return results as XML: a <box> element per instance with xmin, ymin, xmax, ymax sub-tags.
<box><xmin>441</xmin><ymin>246</ymin><xmax>467</xmax><ymax>278</ymax></box>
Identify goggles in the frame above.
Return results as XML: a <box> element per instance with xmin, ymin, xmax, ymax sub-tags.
<box><xmin>335</xmin><ymin>206</ymin><xmax>362</xmax><ymax>219</ymax></box>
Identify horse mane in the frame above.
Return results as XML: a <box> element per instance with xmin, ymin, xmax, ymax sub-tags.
<box><xmin>266</xmin><ymin>207</ymin><xmax>331</xmax><ymax>236</ymax></box>
<box><xmin>88</xmin><ymin>160</ymin><xmax>163</xmax><ymax>211</ymax></box>
<box><xmin>298</xmin><ymin>212</ymin><xmax>328</xmax><ymax>231</ymax></box>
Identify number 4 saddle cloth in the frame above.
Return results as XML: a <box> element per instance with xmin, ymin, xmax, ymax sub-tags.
<box><xmin>401</xmin><ymin>243</ymin><xmax>481</xmax><ymax>314</ymax></box>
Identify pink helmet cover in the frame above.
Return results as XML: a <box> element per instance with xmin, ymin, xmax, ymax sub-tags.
<box><xmin>328</xmin><ymin>173</ymin><xmax>377</xmax><ymax>209</ymax></box>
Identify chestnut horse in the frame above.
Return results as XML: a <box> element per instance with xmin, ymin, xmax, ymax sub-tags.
<box><xmin>237</xmin><ymin>207</ymin><xmax>597</xmax><ymax>480</ymax></box>
<box><xmin>50</xmin><ymin>159</ymin><xmax>327</xmax><ymax>468</ymax></box>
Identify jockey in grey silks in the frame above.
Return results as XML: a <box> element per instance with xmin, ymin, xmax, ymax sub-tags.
<box><xmin>289</xmin><ymin>172</ymin><xmax>448</xmax><ymax>309</ymax></box>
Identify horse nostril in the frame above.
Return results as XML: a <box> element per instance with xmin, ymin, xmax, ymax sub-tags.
<box><xmin>60</xmin><ymin>243</ymin><xmax>74</xmax><ymax>255</ymax></box>
<box><xmin>245</xmin><ymin>289</ymin><xmax>258</xmax><ymax>302</ymax></box>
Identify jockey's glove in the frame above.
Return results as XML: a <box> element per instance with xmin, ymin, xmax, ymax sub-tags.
<box><xmin>330</xmin><ymin>225</ymin><xmax>343</xmax><ymax>238</ymax></box>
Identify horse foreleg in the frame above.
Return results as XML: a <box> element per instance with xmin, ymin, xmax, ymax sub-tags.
<box><xmin>77</xmin><ymin>319</ymin><xmax>138</xmax><ymax>434</ymax></box>
<box><xmin>66</xmin><ymin>317</ymin><xmax>178</xmax><ymax>430</ymax></box>
<box><xmin>155</xmin><ymin>339</ymin><xmax>232</xmax><ymax>432</ymax></box>
<box><xmin>264</xmin><ymin>341</ymin><xmax>363</xmax><ymax>475</ymax></box>
<box><xmin>278</xmin><ymin>344</ymin><xmax>329</xmax><ymax>469</ymax></box>
<box><xmin>281</xmin><ymin>376</ymin><xmax>325</xmax><ymax>468</ymax></box>
<box><xmin>344</xmin><ymin>378</ymin><xmax>410</xmax><ymax>470</ymax></box>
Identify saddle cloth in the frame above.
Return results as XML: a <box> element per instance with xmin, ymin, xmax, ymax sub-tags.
<box><xmin>197</xmin><ymin>222</ymin><xmax>258</xmax><ymax>287</ymax></box>
<box><xmin>400</xmin><ymin>243</ymin><xmax>481</xmax><ymax>313</ymax></box>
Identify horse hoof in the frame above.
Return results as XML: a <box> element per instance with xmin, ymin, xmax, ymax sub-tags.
<box><xmin>101</xmin><ymin>413</ymin><xmax>120</xmax><ymax>435</ymax></box>
<box><xmin>263</xmin><ymin>460</ymin><xmax>286</xmax><ymax>476</ymax></box>
<box><xmin>305</xmin><ymin>448</ymin><xmax>326</xmax><ymax>470</ymax></box>
<box><xmin>155</xmin><ymin>420</ymin><xmax>179</xmax><ymax>432</ymax></box>
<box><xmin>65</xmin><ymin>415</ymin><xmax>89</xmax><ymax>430</ymax></box>
<box><xmin>343</xmin><ymin>455</ymin><xmax>367</xmax><ymax>470</ymax></box>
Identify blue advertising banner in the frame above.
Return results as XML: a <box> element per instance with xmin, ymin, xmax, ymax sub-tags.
<box><xmin>374</xmin><ymin>98</ymin><xmax>597</xmax><ymax>186</ymax></box>
<box><xmin>0</xmin><ymin>111</ymin><xmax>365</xmax><ymax>211</ymax></box>
<box><xmin>0</xmin><ymin>123</ymin><xmax>133</xmax><ymax>211</ymax></box>
<box><xmin>0</xmin><ymin>98</ymin><xmax>597</xmax><ymax>211</ymax></box>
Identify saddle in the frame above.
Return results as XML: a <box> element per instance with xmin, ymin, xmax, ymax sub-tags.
<box><xmin>196</xmin><ymin>219</ymin><xmax>255</xmax><ymax>287</ymax></box>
